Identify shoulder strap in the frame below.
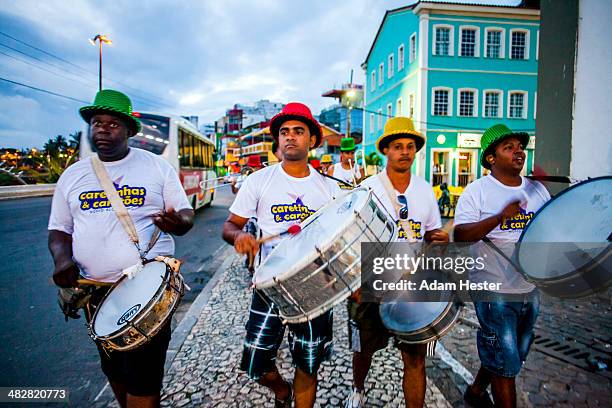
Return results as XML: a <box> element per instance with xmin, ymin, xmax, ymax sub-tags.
<box><xmin>91</xmin><ymin>155</ymin><xmax>162</xmax><ymax>256</ymax></box>
<box><xmin>378</xmin><ymin>169</ymin><xmax>415</xmax><ymax>241</ymax></box>
<box><xmin>320</xmin><ymin>170</ymin><xmax>354</xmax><ymax>189</ymax></box>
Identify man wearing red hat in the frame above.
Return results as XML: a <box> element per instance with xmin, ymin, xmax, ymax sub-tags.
<box><xmin>346</xmin><ymin>117</ymin><xmax>448</xmax><ymax>408</ymax></box>
<box><xmin>222</xmin><ymin>102</ymin><xmax>341</xmax><ymax>407</ymax></box>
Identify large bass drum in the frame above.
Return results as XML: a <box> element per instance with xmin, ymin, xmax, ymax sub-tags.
<box><xmin>254</xmin><ymin>187</ymin><xmax>397</xmax><ymax>324</ymax></box>
<box><xmin>517</xmin><ymin>176</ymin><xmax>612</xmax><ymax>298</ymax></box>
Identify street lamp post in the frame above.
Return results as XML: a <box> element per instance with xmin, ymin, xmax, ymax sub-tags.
<box><xmin>89</xmin><ymin>34</ymin><xmax>112</xmax><ymax>91</ymax></box>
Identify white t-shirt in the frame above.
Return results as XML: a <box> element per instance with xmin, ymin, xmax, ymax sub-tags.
<box><xmin>48</xmin><ymin>148</ymin><xmax>191</xmax><ymax>282</ymax></box>
<box><xmin>454</xmin><ymin>175</ymin><xmax>550</xmax><ymax>293</ymax></box>
<box><xmin>361</xmin><ymin>170</ymin><xmax>442</xmax><ymax>242</ymax></box>
<box><xmin>229</xmin><ymin>163</ymin><xmax>341</xmax><ymax>260</ymax></box>
<box><xmin>331</xmin><ymin>162</ymin><xmax>362</xmax><ymax>188</ymax></box>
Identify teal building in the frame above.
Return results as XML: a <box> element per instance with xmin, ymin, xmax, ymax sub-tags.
<box><xmin>362</xmin><ymin>1</ymin><xmax>540</xmax><ymax>187</ymax></box>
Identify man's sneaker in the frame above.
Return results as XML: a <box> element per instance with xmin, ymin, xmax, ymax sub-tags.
<box><xmin>274</xmin><ymin>384</ymin><xmax>293</xmax><ymax>408</ymax></box>
<box><xmin>463</xmin><ymin>385</ymin><xmax>494</xmax><ymax>408</ymax></box>
<box><xmin>344</xmin><ymin>387</ymin><xmax>366</xmax><ymax>408</ymax></box>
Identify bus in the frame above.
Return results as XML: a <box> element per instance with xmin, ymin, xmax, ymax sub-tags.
<box><xmin>80</xmin><ymin>112</ymin><xmax>216</xmax><ymax>210</ymax></box>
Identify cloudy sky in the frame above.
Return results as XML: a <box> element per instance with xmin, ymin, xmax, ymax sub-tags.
<box><xmin>0</xmin><ymin>0</ymin><xmax>518</xmax><ymax>149</ymax></box>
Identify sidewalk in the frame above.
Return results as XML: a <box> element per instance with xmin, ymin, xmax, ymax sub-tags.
<box><xmin>160</xmin><ymin>252</ymin><xmax>451</xmax><ymax>407</ymax></box>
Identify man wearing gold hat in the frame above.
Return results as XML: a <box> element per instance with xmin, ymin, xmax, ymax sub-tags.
<box><xmin>345</xmin><ymin>117</ymin><xmax>449</xmax><ymax>408</ymax></box>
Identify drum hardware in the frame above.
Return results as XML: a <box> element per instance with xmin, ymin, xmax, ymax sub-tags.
<box><xmin>273</xmin><ymin>279</ymin><xmax>309</xmax><ymax>318</ymax></box>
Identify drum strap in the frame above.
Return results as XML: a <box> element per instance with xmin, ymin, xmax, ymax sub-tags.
<box><xmin>91</xmin><ymin>155</ymin><xmax>161</xmax><ymax>259</ymax></box>
<box><xmin>378</xmin><ymin>169</ymin><xmax>416</xmax><ymax>242</ymax></box>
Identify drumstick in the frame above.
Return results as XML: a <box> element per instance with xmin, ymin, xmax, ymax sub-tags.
<box><xmin>257</xmin><ymin>224</ymin><xmax>302</xmax><ymax>245</ymax></box>
<box><xmin>76</xmin><ymin>278</ymin><xmax>114</xmax><ymax>287</ymax></box>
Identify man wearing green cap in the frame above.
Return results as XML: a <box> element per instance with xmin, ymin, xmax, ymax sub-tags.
<box><xmin>454</xmin><ymin>124</ymin><xmax>550</xmax><ymax>408</ymax></box>
<box><xmin>345</xmin><ymin>117</ymin><xmax>449</xmax><ymax>408</ymax></box>
<box><xmin>328</xmin><ymin>137</ymin><xmax>362</xmax><ymax>187</ymax></box>
<box><xmin>48</xmin><ymin>89</ymin><xmax>194</xmax><ymax>407</ymax></box>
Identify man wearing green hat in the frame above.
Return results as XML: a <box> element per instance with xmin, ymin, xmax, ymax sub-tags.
<box><xmin>345</xmin><ymin>117</ymin><xmax>449</xmax><ymax>408</ymax></box>
<box><xmin>48</xmin><ymin>89</ymin><xmax>194</xmax><ymax>407</ymax></box>
<box><xmin>454</xmin><ymin>124</ymin><xmax>550</xmax><ymax>408</ymax></box>
<box><xmin>328</xmin><ymin>137</ymin><xmax>362</xmax><ymax>187</ymax></box>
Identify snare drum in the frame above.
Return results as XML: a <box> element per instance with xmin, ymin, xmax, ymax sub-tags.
<box><xmin>379</xmin><ymin>270</ymin><xmax>461</xmax><ymax>344</ymax></box>
<box><xmin>517</xmin><ymin>176</ymin><xmax>612</xmax><ymax>298</ymax></box>
<box><xmin>254</xmin><ymin>187</ymin><xmax>397</xmax><ymax>324</ymax></box>
<box><xmin>89</xmin><ymin>261</ymin><xmax>184</xmax><ymax>351</ymax></box>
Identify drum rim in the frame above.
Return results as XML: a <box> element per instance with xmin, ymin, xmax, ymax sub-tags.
<box><xmin>518</xmin><ymin>175</ymin><xmax>612</xmax><ymax>243</ymax></box>
<box><xmin>388</xmin><ymin>302</ymin><xmax>461</xmax><ymax>344</ymax></box>
<box><xmin>380</xmin><ymin>300</ymin><xmax>455</xmax><ymax>335</ymax></box>
<box><xmin>517</xmin><ymin>175</ymin><xmax>612</xmax><ymax>283</ymax></box>
<box><xmin>90</xmin><ymin>262</ymin><xmax>172</xmax><ymax>340</ymax></box>
<box><xmin>254</xmin><ymin>187</ymin><xmax>373</xmax><ymax>288</ymax></box>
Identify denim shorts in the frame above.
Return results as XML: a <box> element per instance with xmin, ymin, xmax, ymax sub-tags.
<box><xmin>474</xmin><ymin>290</ymin><xmax>540</xmax><ymax>377</ymax></box>
<box><xmin>240</xmin><ymin>290</ymin><xmax>333</xmax><ymax>380</ymax></box>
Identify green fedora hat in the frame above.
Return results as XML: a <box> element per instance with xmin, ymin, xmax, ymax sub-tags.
<box><xmin>480</xmin><ymin>123</ymin><xmax>529</xmax><ymax>169</ymax></box>
<box><xmin>340</xmin><ymin>137</ymin><xmax>357</xmax><ymax>152</ymax></box>
<box><xmin>79</xmin><ymin>89</ymin><xmax>141</xmax><ymax>135</ymax></box>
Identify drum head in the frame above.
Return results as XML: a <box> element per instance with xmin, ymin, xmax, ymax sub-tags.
<box><xmin>379</xmin><ymin>301</ymin><xmax>449</xmax><ymax>334</ymax></box>
<box><xmin>93</xmin><ymin>262</ymin><xmax>166</xmax><ymax>336</ymax></box>
<box><xmin>518</xmin><ymin>177</ymin><xmax>612</xmax><ymax>280</ymax></box>
<box><xmin>254</xmin><ymin>188</ymin><xmax>370</xmax><ymax>285</ymax></box>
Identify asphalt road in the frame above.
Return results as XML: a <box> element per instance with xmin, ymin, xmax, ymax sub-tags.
<box><xmin>0</xmin><ymin>188</ymin><xmax>234</xmax><ymax>405</ymax></box>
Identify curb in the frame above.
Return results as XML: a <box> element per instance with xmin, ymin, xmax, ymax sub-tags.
<box><xmin>0</xmin><ymin>184</ymin><xmax>56</xmax><ymax>200</ymax></box>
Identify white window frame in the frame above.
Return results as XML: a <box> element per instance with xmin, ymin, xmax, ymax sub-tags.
<box><xmin>398</xmin><ymin>44</ymin><xmax>405</xmax><ymax>71</ymax></box>
<box><xmin>386</xmin><ymin>103</ymin><xmax>393</xmax><ymax>119</ymax></box>
<box><xmin>370</xmin><ymin>70</ymin><xmax>376</xmax><ymax>91</ymax></box>
<box><xmin>484</xmin><ymin>27</ymin><xmax>505</xmax><ymax>59</ymax></box>
<box><xmin>369</xmin><ymin>113</ymin><xmax>375</xmax><ymax>133</ymax></box>
<box><xmin>409</xmin><ymin>93</ymin><xmax>415</xmax><ymax>118</ymax></box>
<box><xmin>432</xmin><ymin>24</ymin><xmax>454</xmax><ymax>56</ymax></box>
<box><xmin>457</xmin><ymin>88</ymin><xmax>478</xmax><ymax>117</ymax></box>
<box><xmin>377</xmin><ymin>109</ymin><xmax>383</xmax><ymax>129</ymax></box>
<box><xmin>507</xmin><ymin>90</ymin><xmax>528</xmax><ymax>119</ymax></box>
<box><xmin>509</xmin><ymin>28</ymin><xmax>530</xmax><ymax>60</ymax></box>
<box><xmin>431</xmin><ymin>86</ymin><xmax>453</xmax><ymax>116</ymax></box>
<box><xmin>482</xmin><ymin>89</ymin><xmax>503</xmax><ymax>118</ymax></box>
<box><xmin>459</xmin><ymin>25</ymin><xmax>480</xmax><ymax>58</ymax></box>
<box><xmin>378</xmin><ymin>63</ymin><xmax>384</xmax><ymax>86</ymax></box>
<box><xmin>388</xmin><ymin>53</ymin><xmax>394</xmax><ymax>78</ymax></box>
<box><xmin>533</xmin><ymin>91</ymin><xmax>537</xmax><ymax>119</ymax></box>
<box><xmin>409</xmin><ymin>33</ymin><xmax>417</xmax><ymax>63</ymax></box>
<box><xmin>396</xmin><ymin>98</ymin><xmax>403</xmax><ymax>116</ymax></box>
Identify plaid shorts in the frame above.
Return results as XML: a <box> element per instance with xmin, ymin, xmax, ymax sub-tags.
<box><xmin>240</xmin><ymin>290</ymin><xmax>333</xmax><ymax>380</ymax></box>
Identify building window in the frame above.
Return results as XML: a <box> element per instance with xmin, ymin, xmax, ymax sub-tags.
<box><xmin>378</xmin><ymin>63</ymin><xmax>384</xmax><ymax>85</ymax></box>
<box><xmin>534</xmin><ymin>91</ymin><xmax>537</xmax><ymax>119</ymax></box>
<box><xmin>387</xmin><ymin>103</ymin><xmax>392</xmax><ymax>120</ymax></box>
<box><xmin>510</xmin><ymin>29</ymin><xmax>529</xmax><ymax>60</ymax></box>
<box><xmin>409</xmin><ymin>33</ymin><xmax>417</xmax><ymax>63</ymax></box>
<box><xmin>460</xmin><ymin>27</ymin><xmax>479</xmax><ymax>57</ymax></box>
<box><xmin>370</xmin><ymin>71</ymin><xmax>376</xmax><ymax>91</ymax></box>
<box><xmin>432</xmin><ymin>88</ymin><xmax>452</xmax><ymax>116</ymax></box>
<box><xmin>483</xmin><ymin>90</ymin><xmax>502</xmax><ymax>118</ymax></box>
<box><xmin>396</xmin><ymin>98</ymin><xmax>402</xmax><ymax>116</ymax></box>
<box><xmin>409</xmin><ymin>93</ymin><xmax>415</xmax><ymax>118</ymax></box>
<box><xmin>485</xmin><ymin>28</ymin><xmax>504</xmax><ymax>58</ymax></box>
<box><xmin>508</xmin><ymin>91</ymin><xmax>528</xmax><ymax>118</ymax></box>
<box><xmin>398</xmin><ymin>44</ymin><xmax>405</xmax><ymax>71</ymax></box>
<box><xmin>388</xmin><ymin>54</ymin><xmax>394</xmax><ymax>78</ymax></box>
<box><xmin>434</xmin><ymin>25</ymin><xmax>453</xmax><ymax>56</ymax></box>
<box><xmin>458</xmin><ymin>89</ymin><xmax>477</xmax><ymax>117</ymax></box>
<box><xmin>370</xmin><ymin>113</ymin><xmax>375</xmax><ymax>133</ymax></box>
<box><xmin>377</xmin><ymin>109</ymin><xmax>383</xmax><ymax>129</ymax></box>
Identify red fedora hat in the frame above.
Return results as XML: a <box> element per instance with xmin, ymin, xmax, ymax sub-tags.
<box><xmin>270</xmin><ymin>102</ymin><xmax>323</xmax><ymax>148</ymax></box>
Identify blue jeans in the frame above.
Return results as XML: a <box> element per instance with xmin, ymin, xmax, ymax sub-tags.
<box><xmin>474</xmin><ymin>290</ymin><xmax>540</xmax><ymax>377</ymax></box>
